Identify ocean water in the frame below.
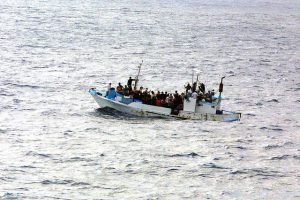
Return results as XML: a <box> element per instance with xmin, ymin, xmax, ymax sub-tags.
<box><xmin>0</xmin><ymin>0</ymin><xmax>299</xmax><ymax>199</ymax></box>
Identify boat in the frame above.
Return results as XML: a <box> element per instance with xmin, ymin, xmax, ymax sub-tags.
<box><xmin>89</xmin><ymin>63</ymin><xmax>241</xmax><ymax>122</ymax></box>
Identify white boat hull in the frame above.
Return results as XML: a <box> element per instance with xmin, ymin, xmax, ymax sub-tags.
<box><xmin>89</xmin><ymin>89</ymin><xmax>241</xmax><ymax>122</ymax></box>
<box><xmin>90</xmin><ymin>91</ymin><xmax>170</xmax><ymax>117</ymax></box>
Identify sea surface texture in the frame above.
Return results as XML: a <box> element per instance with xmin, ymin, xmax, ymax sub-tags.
<box><xmin>0</xmin><ymin>0</ymin><xmax>300</xmax><ymax>199</ymax></box>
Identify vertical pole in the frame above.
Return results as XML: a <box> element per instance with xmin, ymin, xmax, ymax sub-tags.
<box><xmin>192</xmin><ymin>70</ymin><xmax>194</xmax><ymax>83</ymax></box>
<box><xmin>134</xmin><ymin>60</ymin><xmax>143</xmax><ymax>90</ymax></box>
<box><xmin>217</xmin><ymin>76</ymin><xmax>225</xmax><ymax>111</ymax></box>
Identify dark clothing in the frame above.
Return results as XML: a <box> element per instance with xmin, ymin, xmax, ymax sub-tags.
<box><xmin>200</xmin><ymin>83</ymin><xmax>205</xmax><ymax>93</ymax></box>
<box><xmin>127</xmin><ymin>78</ymin><xmax>133</xmax><ymax>86</ymax></box>
<box><xmin>185</xmin><ymin>83</ymin><xmax>192</xmax><ymax>93</ymax></box>
<box><xmin>127</xmin><ymin>78</ymin><xmax>134</xmax><ymax>91</ymax></box>
<box><xmin>192</xmin><ymin>82</ymin><xmax>197</xmax><ymax>92</ymax></box>
<box><xmin>123</xmin><ymin>87</ymin><xmax>129</xmax><ymax>96</ymax></box>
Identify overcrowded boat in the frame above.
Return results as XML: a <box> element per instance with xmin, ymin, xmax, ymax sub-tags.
<box><xmin>89</xmin><ymin>62</ymin><xmax>241</xmax><ymax>121</ymax></box>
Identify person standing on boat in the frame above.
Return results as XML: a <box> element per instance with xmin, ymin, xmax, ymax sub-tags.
<box><xmin>106</xmin><ymin>82</ymin><xmax>112</xmax><ymax>97</ymax></box>
<box><xmin>200</xmin><ymin>83</ymin><xmax>205</xmax><ymax>93</ymax></box>
<box><xmin>127</xmin><ymin>76</ymin><xmax>136</xmax><ymax>92</ymax></box>
<box><xmin>185</xmin><ymin>83</ymin><xmax>192</xmax><ymax>94</ymax></box>
<box><xmin>192</xmin><ymin>82</ymin><xmax>197</xmax><ymax>92</ymax></box>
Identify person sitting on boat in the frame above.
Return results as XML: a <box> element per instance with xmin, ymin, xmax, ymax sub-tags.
<box><xmin>166</xmin><ymin>94</ymin><xmax>174</xmax><ymax>108</ymax></box>
<box><xmin>123</xmin><ymin>85</ymin><xmax>129</xmax><ymax>96</ymax></box>
<box><xmin>211</xmin><ymin>89</ymin><xmax>215</xmax><ymax>97</ymax></box>
<box><xmin>187</xmin><ymin>89</ymin><xmax>192</xmax><ymax>97</ymax></box>
<box><xmin>160</xmin><ymin>91</ymin><xmax>165</xmax><ymax>100</ymax></box>
<box><xmin>155</xmin><ymin>91</ymin><xmax>162</xmax><ymax>106</ymax></box>
<box><xmin>142</xmin><ymin>88</ymin><xmax>149</xmax><ymax>104</ymax></box>
<box><xmin>136</xmin><ymin>86</ymin><xmax>144</xmax><ymax>100</ymax></box>
<box><xmin>191</xmin><ymin>91</ymin><xmax>198</xmax><ymax>99</ymax></box>
<box><xmin>164</xmin><ymin>92</ymin><xmax>168</xmax><ymax>100</ymax></box>
<box><xmin>174</xmin><ymin>90</ymin><xmax>179</xmax><ymax>98</ymax></box>
<box><xmin>179</xmin><ymin>93</ymin><xmax>184</xmax><ymax>104</ymax></box>
<box><xmin>156</xmin><ymin>91</ymin><xmax>161</xmax><ymax>100</ymax></box>
<box><xmin>139</xmin><ymin>86</ymin><xmax>143</xmax><ymax>93</ymax></box>
<box><xmin>133</xmin><ymin>89</ymin><xmax>140</xmax><ymax>100</ymax></box>
<box><xmin>116</xmin><ymin>82</ymin><xmax>123</xmax><ymax>93</ymax></box>
<box><xmin>150</xmin><ymin>91</ymin><xmax>156</xmax><ymax>105</ymax></box>
<box><xmin>205</xmin><ymin>91</ymin><xmax>213</xmax><ymax>103</ymax></box>
<box><xmin>161</xmin><ymin>98</ymin><xmax>167</xmax><ymax>107</ymax></box>
<box><xmin>197</xmin><ymin>92</ymin><xmax>205</xmax><ymax>101</ymax></box>
<box><xmin>173</xmin><ymin>91</ymin><xmax>180</xmax><ymax>108</ymax></box>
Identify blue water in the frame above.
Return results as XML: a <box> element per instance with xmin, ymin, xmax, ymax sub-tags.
<box><xmin>0</xmin><ymin>0</ymin><xmax>299</xmax><ymax>199</ymax></box>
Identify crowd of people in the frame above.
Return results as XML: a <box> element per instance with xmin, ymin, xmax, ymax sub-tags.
<box><xmin>106</xmin><ymin>77</ymin><xmax>217</xmax><ymax>112</ymax></box>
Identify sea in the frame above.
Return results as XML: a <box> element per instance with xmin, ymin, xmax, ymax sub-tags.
<box><xmin>0</xmin><ymin>0</ymin><xmax>299</xmax><ymax>199</ymax></box>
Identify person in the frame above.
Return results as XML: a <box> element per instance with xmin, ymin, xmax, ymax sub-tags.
<box><xmin>191</xmin><ymin>91</ymin><xmax>198</xmax><ymax>99</ymax></box>
<box><xmin>174</xmin><ymin>90</ymin><xmax>179</xmax><ymax>98</ymax></box>
<box><xmin>187</xmin><ymin>89</ymin><xmax>192</xmax><ymax>97</ymax></box>
<box><xmin>106</xmin><ymin>82</ymin><xmax>111</xmax><ymax>96</ymax></box>
<box><xmin>127</xmin><ymin>76</ymin><xmax>135</xmax><ymax>91</ymax></box>
<box><xmin>166</xmin><ymin>94</ymin><xmax>174</xmax><ymax>108</ymax></box>
<box><xmin>173</xmin><ymin>91</ymin><xmax>180</xmax><ymax>108</ymax></box>
<box><xmin>205</xmin><ymin>91</ymin><xmax>212</xmax><ymax>102</ymax></box>
<box><xmin>150</xmin><ymin>91</ymin><xmax>156</xmax><ymax>105</ymax></box>
<box><xmin>192</xmin><ymin>82</ymin><xmax>197</xmax><ymax>92</ymax></box>
<box><xmin>211</xmin><ymin>89</ymin><xmax>215</xmax><ymax>97</ymax></box>
<box><xmin>139</xmin><ymin>86</ymin><xmax>143</xmax><ymax>93</ymax></box>
<box><xmin>142</xmin><ymin>88</ymin><xmax>149</xmax><ymax>104</ymax></box>
<box><xmin>156</xmin><ymin>91</ymin><xmax>161</xmax><ymax>100</ymax></box>
<box><xmin>185</xmin><ymin>83</ymin><xmax>192</xmax><ymax>93</ymax></box>
<box><xmin>123</xmin><ymin>85</ymin><xmax>129</xmax><ymax>96</ymax></box>
<box><xmin>179</xmin><ymin>93</ymin><xmax>184</xmax><ymax>104</ymax></box>
<box><xmin>116</xmin><ymin>82</ymin><xmax>123</xmax><ymax>93</ymax></box>
<box><xmin>200</xmin><ymin>83</ymin><xmax>205</xmax><ymax>94</ymax></box>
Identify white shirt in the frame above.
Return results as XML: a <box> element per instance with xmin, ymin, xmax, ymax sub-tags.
<box><xmin>191</xmin><ymin>92</ymin><xmax>198</xmax><ymax>99</ymax></box>
<box><xmin>107</xmin><ymin>84</ymin><xmax>111</xmax><ymax>91</ymax></box>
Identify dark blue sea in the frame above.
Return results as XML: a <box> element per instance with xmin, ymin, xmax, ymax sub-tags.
<box><xmin>0</xmin><ymin>0</ymin><xmax>299</xmax><ymax>199</ymax></box>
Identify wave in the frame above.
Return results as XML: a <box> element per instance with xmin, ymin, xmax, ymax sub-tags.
<box><xmin>167</xmin><ymin>152</ymin><xmax>200</xmax><ymax>158</ymax></box>
<box><xmin>270</xmin><ymin>155</ymin><xmax>290</xmax><ymax>160</ymax></box>
<box><xmin>266</xmin><ymin>99</ymin><xmax>279</xmax><ymax>103</ymax></box>
<box><xmin>25</xmin><ymin>151</ymin><xmax>52</xmax><ymax>158</ymax></box>
<box><xmin>264</xmin><ymin>144</ymin><xmax>282</xmax><ymax>150</ymax></box>
<box><xmin>8</xmin><ymin>83</ymin><xmax>42</xmax><ymax>89</ymax></box>
<box><xmin>230</xmin><ymin>168</ymin><xmax>286</xmax><ymax>178</ymax></box>
<box><xmin>202</xmin><ymin>162</ymin><xmax>228</xmax><ymax>170</ymax></box>
<box><xmin>41</xmin><ymin>179</ymin><xmax>74</xmax><ymax>185</ymax></box>
<box><xmin>260</xmin><ymin>126</ymin><xmax>284</xmax><ymax>131</ymax></box>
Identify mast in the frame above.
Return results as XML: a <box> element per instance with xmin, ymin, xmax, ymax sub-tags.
<box><xmin>192</xmin><ymin>70</ymin><xmax>194</xmax><ymax>83</ymax></box>
<box><xmin>134</xmin><ymin>60</ymin><xmax>143</xmax><ymax>90</ymax></box>
<box><xmin>216</xmin><ymin>76</ymin><xmax>225</xmax><ymax>111</ymax></box>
